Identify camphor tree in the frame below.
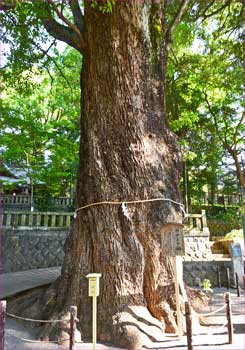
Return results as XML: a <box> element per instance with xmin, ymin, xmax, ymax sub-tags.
<box><xmin>1</xmin><ymin>0</ymin><xmax>237</xmax><ymax>347</ymax></box>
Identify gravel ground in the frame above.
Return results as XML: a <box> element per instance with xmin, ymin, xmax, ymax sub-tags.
<box><xmin>4</xmin><ymin>288</ymin><xmax>245</xmax><ymax>350</ymax></box>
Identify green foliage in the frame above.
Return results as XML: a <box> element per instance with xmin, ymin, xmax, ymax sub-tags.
<box><xmin>1</xmin><ymin>1</ymin><xmax>53</xmax><ymax>78</ymax></box>
<box><xmin>202</xmin><ymin>278</ymin><xmax>212</xmax><ymax>293</ymax></box>
<box><xmin>193</xmin><ymin>205</ymin><xmax>243</xmax><ymax>222</ymax></box>
<box><xmin>90</xmin><ymin>0</ymin><xmax>116</xmax><ymax>14</ymax></box>
<box><xmin>225</xmin><ymin>229</ymin><xmax>243</xmax><ymax>239</ymax></box>
<box><xmin>1</xmin><ymin>0</ymin><xmax>243</xmax><ymax>203</ymax></box>
<box><xmin>166</xmin><ymin>1</ymin><xmax>243</xmax><ymax>196</ymax></box>
<box><xmin>1</xmin><ymin>47</ymin><xmax>81</xmax><ymax>197</ymax></box>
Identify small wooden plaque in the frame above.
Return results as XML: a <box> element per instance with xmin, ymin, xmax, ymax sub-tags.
<box><xmin>161</xmin><ymin>223</ymin><xmax>185</xmax><ymax>256</ymax></box>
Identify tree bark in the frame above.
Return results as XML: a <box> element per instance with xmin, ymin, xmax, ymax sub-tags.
<box><xmin>41</xmin><ymin>2</ymin><xmax>182</xmax><ymax>347</ymax></box>
<box><xmin>230</xmin><ymin>148</ymin><xmax>244</xmax><ymax>190</ymax></box>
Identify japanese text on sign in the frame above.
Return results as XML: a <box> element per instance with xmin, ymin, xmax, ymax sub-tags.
<box><xmin>161</xmin><ymin>223</ymin><xmax>185</xmax><ymax>256</ymax></box>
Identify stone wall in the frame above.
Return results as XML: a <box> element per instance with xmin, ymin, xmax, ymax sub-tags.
<box><xmin>183</xmin><ymin>227</ymin><xmax>212</xmax><ymax>260</ymax></box>
<box><xmin>183</xmin><ymin>260</ymin><xmax>233</xmax><ymax>288</ymax></box>
<box><xmin>182</xmin><ymin>227</ymin><xmax>236</xmax><ymax>288</ymax></box>
<box><xmin>184</xmin><ymin>234</ymin><xmax>212</xmax><ymax>260</ymax></box>
<box><xmin>2</xmin><ymin>223</ymin><xmax>236</xmax><ymax>290</ymax></box>
<box><xmin>2</xmin><ymin>227</ymin><xmax>68</xmax><ymax>273</ymax></box>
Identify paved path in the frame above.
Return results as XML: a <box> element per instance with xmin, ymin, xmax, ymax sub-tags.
<box><xmin>4</xmin><ymin>289</ymin><xmax>244</xmax><ymax>350</ymax></box>
<box><xmin>0</xmin><ymin>267</ymin><xmax>61</xmax><ymax>299</ymax></box>
<box><xmin>1</xmin><ymin>268</ymin><xmax>244</xmax><ymax>350</ymax></box>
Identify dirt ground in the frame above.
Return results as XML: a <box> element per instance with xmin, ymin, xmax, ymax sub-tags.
<box><xmin>4</xmin><ymin>288</ymin><xmax>245</xmax><ymax>350</ymax></box>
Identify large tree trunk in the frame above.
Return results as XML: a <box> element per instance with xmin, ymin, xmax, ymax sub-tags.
<box><xmin>42</xmin><ymin>2</ymin><xmax>182</xmax><ymax>348</ymax></box>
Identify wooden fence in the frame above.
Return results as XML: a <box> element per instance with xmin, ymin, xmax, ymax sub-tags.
<box><xmin>191</xmin><ymin>192</ymin><xmax>243</xmax><ymax>206</ymax></box>
<box><xmin>0</xmin><ymin>211</ymin><xmax>74</xmax><ymax>228</ymax></box>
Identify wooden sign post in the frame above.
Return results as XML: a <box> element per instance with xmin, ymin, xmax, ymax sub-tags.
<box><xmin>225</xmin><ymin>292</ymin><xmax>233</xmax><ymax>344</ymax></box>
<box><xmin>173</xmin><ymin>256</ymin><xmax>182</xmax><ymax>338</ymax></box>
<box><xmin>0</xmin><ymin>300</ymin><xmax>6</xmax><ymax>350</ymax></box>
<box><xmin>161</xmin><ymin>223</ymin><xmax>185</xmax><ymax>338</ymax></box>
<box><xmin>86</xmin><ymin>273</ymin><xmax>102</xmax><ymax>350</ymax></box>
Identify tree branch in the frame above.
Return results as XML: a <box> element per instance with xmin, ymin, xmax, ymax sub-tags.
<box><xmin>203</xmin><ymin>91</ymin><xmax>229</xmax><ymax>148</ymax></box>
<box><xmin>40</xmin><ymin>14</ymin><xmax>85</xmax><ymax>53</ymax></box>
<box><xmin>46</xmin><ymin>0</ymin><xmax>84</xmax><ymax>39</ymax></box>
<box><xmin>201</xmin><ymin>0</ymin><xmax>232</xmax><ymax>21</ymax></box>
<box><xmin>200</xmin><ymin>0</ymin><xmax>216</xmax><ymax>18</ymax></box>
<box><xmin>68</xmin><ymin>0</ymin><xmax>85</xmax><ymax>34</ymax></box>
<box><xmin>230</xmin><ymin>148</ymin><xmax>244</xmax><ymax>189</ymax></box>
<box><xmin>0</xmin><ymin>0</ymin><xmax>86</xmax><ymax>53</ymax></box>
<box><xmin>28</xmin><ymin>37</ymin><xmax>73</xmax><ymax>88</ymax></box>
<box><xmin>165</xmin><ymin>0</ymin><xmax>192</xmax><ymax>52</ymax></box>
<box><xmin>233</xmin><ymin>112</ymin><xmax>244</xmax><ymax>145</ymax></box>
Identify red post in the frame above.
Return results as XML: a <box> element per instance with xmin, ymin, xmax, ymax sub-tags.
<box><xmin>0</xmin><ymin>300</ymin><xmax>6</xmax><ymax>350</ymax></box>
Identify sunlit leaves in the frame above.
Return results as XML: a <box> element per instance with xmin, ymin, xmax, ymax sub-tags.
<box><xmin>166</xmin><ymin>0</ymin><xmax>243</xmax><ymax>194</ymax></box>
<box><xmin>2</xmin><ymin>48</ymin><xmax>81</xmax><ymax>196</ymax></box>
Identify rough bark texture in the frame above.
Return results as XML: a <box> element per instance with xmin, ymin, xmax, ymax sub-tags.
<box><xmin>41</xmin><ymin>2</ymin><xmax>182</xmax><ymax>348</ymax></box>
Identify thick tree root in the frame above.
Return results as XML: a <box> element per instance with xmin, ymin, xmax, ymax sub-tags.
<box><xmin>7</xmin><ymin>284</ymin><xmax>206</xmax><ymax>349</ymax></box>
<box><xmin>110</xmin><ymin>305</ymin><xmax>177</xmax><ymax>349</ymax></box>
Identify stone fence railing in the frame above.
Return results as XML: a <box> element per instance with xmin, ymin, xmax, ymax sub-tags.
<box><xmin>1</xmin><ymin>210</ymin><xmax>210</xmax><ymax>273</ymax></box>
<box><xmin>0</xmin><ymin>195</ymin><xmax>74</xmax><ymax>211</ymax></box>
<box><xmin>0</xmin><ymin>211</ymin><xmax>74</xmax><ymax>228</ymax></box>
<box><xmin>184</xmin><ymin>210</ymin><xmax>211</xmax><ymax>260</ymax></box>
<box><xmin>185</xmin><ymin>210</ymin><xmax>208</xmax><ymax>233</ymax></box>
<box><xmin>1</xmin><ymin>209</ymin><xmax>208</xmax><ymax>232</ymax></box>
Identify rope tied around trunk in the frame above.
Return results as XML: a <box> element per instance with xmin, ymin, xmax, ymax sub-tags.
<box><xmin>74</xmin><ymin>197</ymin><xmax>186</xmax><ymax>217</ymax></box>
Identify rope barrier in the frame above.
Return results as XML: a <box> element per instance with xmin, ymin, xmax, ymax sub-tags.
<box><xmin>193</xmin><ymin>322</ymin><xmax>228</xmax><ymax>336</ymax></box>
<box><xmin>198</xmin><ymin>303</ymin><xmax>227</xmax><ymax>317</ymax></box>
<box><xmin>6</xmin><ymin>312</ymin><xmax>69</xmax><ymax>323</ymax></box>
<box><xmin>5</xmin><ymin>330</ymin><xmax>70</xmax><ymax>343</ymax></box>
<box><xmin>74</xmin><ymin>197</ymin><xmax>186</xmax><ymax>216</ymax></box>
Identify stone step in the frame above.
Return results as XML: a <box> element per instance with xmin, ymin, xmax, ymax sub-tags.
<box><xmin>211</xmin><ymin>253</ymin><xmax>230</xmax><ymax>259</ymax></box>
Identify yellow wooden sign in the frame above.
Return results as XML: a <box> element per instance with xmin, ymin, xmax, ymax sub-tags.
<box><xmin>87</xmin><ymin>273</ymin><xmax>101</xmax><ymax>297</ymax></box>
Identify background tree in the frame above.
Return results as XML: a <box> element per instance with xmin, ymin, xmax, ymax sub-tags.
<box><xmin>166</xmin><ymin>0</ymin><xmax>244</xmax><ymax>204</ymax></box>
<box><xmin>1</xmin><ymin>47</ymin><xmax>81</xmax><ymax>198</ymax></box>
